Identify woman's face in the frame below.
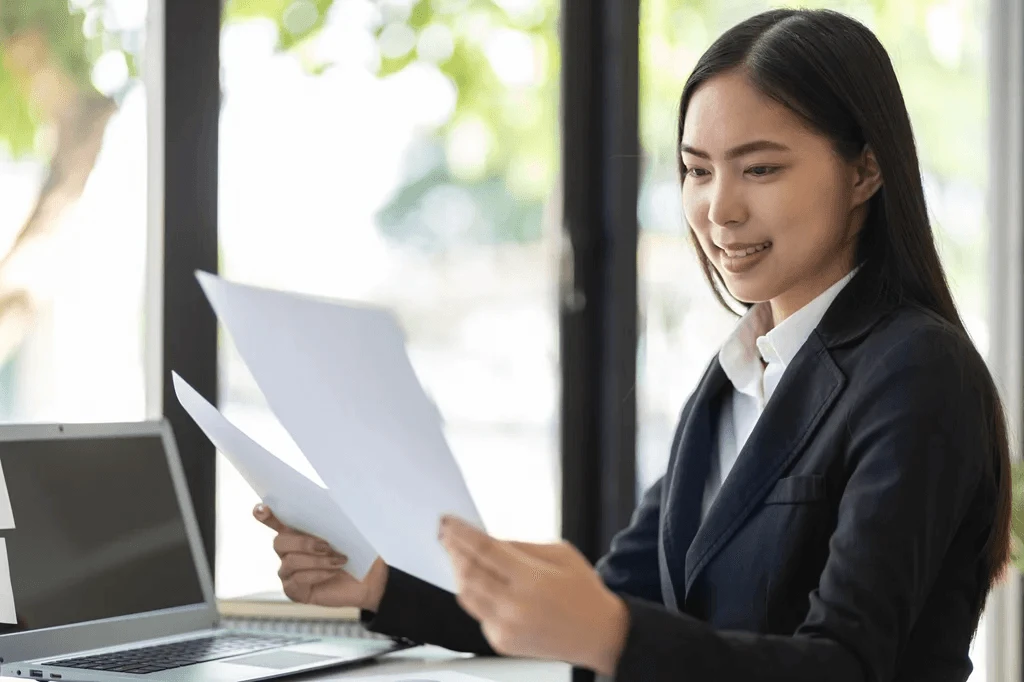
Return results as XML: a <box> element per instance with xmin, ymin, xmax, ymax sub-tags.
<box><xmin>680</xmin><ymin>70</ymin><xmax>880</xmax><ymax>323</ymax></box>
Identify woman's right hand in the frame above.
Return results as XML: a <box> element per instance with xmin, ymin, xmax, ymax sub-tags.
<box><xmin>253</xmin><ymin>504</ymin><xmax>389</xmax><ymax>612</ymax></box>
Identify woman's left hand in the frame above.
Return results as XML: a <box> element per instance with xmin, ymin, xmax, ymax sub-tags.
<box><xmin>438</xmin><ymin>515</ymin><xmax>630</xmax><ymax>675</ymax></box>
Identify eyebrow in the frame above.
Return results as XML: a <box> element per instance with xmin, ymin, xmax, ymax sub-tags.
<box><xmin>680</xmin><ymin>140</ymin><xmax>792</xmax><ymax>160</ymax></box>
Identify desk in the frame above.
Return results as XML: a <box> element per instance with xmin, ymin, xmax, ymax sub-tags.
<box><xmin>0</xmin><ymin>648</ymin><xmax>572</xmax><ymax>682</ymax></box>
<box><xmin>324</xmin><ymin>645</ymin><xmax>571</xmax><ymax>681</ymax></box>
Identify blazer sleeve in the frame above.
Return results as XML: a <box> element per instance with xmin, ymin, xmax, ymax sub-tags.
<box><xmin>359</xmin><ymin>474</ymin><xmax>667</xmax><ymax>652</ymax></box>
<box><xmin>596</xmin><ymin>385</ymin><xmax>699</xmax><ymax>603</ymax></box>
<box><xmin>595</xmin><ymin>475</ymin><xmax>666</xmax><ymax>602</ymax></box>
<box><xmin>359</xmin><ymin>566</ymin><xmax>496</xmax><ymax>655</ymax></box>
<box><xmin>359</xmin><ymin>387</ymin><xmax>695</xmax><ymax>652</ymax></box>
<box><xmin>611</xmin><ymin>329</ymin><xmax>995</xmax><ymax>682</ymax></box>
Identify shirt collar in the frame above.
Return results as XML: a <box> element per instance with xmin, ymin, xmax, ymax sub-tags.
<box><xmin>718</xmin><ymin>265</ymin><xmax>860</xmax><ymax>397</ymax></box>
<box><xmin>718</xmin><ymin>302</ymin><xmax>773</xmax><ymax>399</ymax></box>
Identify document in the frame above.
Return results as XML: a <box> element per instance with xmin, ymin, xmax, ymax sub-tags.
<box><xmin>0</xmin><ymin>461</ymin><xmax>15</xmax><ymax>530</ymax></box>
<box><xmin>191</xmin><ymin>272</ymin><xmax>484</xmax><ymax>593</ymax></box>
<box><xmin>0</xmin><ymin>540</ymin><xmax>16</xmax><ymax>624</ymax></box>
<box><xmin>326</xmin><ymin>673</ymin><xmax>493</xmax><ymax>682</ymax></box>
<box><xmin>172</xmin><ymin>373</ymin><xmax>378</xmax><ymax>580</ymax></box>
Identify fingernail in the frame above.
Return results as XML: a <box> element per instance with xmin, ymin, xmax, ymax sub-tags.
<box><xmin>315</xmin><ymin>541</ymin><xmax>330</xmax><ymax>553</ymax></box>
<box><xmin>330</xmin><ymin>556</ymin><xmax>345</xmax><ymax>567</ymax></box>
<box><xmin>254</xmin><ymin>504</ymin><xmax>267</xmax><ymax>518</ymax></box>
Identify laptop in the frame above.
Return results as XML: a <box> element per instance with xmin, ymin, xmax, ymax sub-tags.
<box><xmin>0</xmin><ymin>421</ymin><xmax>414</xmax><ymax>682</ymax></box>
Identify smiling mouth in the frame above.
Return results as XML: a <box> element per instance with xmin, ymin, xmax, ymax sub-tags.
<box><xmin>719</xmin><ymin>241</ymin><xmax>773</xmax><ymax>259</ymax></box>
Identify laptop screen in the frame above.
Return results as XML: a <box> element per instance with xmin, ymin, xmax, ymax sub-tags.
<box><xmin>0</xmin><ymin>432</ymin><xmax>205</xmax><ymax>633</ymax></box>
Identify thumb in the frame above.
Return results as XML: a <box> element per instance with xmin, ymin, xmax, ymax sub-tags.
<box><xmin>506</xmin><ymin>540</ymin><xmax>574</xmax><ymax>563</ymax></box>
<box><xmin>253</xmin><ymin>503</ymin><xmax>288</xmax><ymax>533</ymax></box>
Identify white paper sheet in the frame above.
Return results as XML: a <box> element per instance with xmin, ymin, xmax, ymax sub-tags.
<box><xmin>0</xmin><ymin>461</ymin><xmax>15</xmax><ymax>530</ymax></box>
<box><xmin>0</xmin><ymin>540</ymin><xmax>17</xmax><ymax>624</ymax></box>
<box><xmin>172</xmin><ymin>372</ymin><xmax>378</xmax><ymax>579</ymax></box>
<box><xmin>196</xmin><ymin>272</ymin><xmax>483</xmax><ymax>592</ymax></box>
<box><xmin>326</xmin><ymin>673</ymin><xmax>493</xmax><ymax>682</ymax></box>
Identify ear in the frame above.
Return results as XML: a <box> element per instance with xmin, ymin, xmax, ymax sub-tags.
<box><xmin>850</xmin><ymin>144</ymin><xmax>883</xmax><ymax>207</ymax></box>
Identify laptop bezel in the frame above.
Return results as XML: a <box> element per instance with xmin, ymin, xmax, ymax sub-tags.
<box><xmin>0</xmin><ymin>420</ymin><xmax>220</xmax><ymax>665</ymax></box>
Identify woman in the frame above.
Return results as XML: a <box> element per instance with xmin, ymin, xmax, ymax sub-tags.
<box><xmin>254</xmin><ymin>8</ymin><xmax>1011</xmax><ymax>681</ymax></box>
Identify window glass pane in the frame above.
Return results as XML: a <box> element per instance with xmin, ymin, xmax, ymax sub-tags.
<box><xmin>637</xmin><ymin>1</ymin><xmax>989</xmax><ymax>679</ymax></box>
<box><xmin>216</xmin><ymin>0</ymin><xmax>562</xmax><ymax>599</ymax></box>
<box><xmin>0</xmin><ymin>0</ymin><xmax>150</xmax><ymax>422</ymax></box>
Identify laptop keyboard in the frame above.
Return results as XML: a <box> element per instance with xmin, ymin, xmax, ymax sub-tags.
<box><xmin>46</xmin><ymin>632</ymin><xmax>316</xmax><ymax>674</ymax></box>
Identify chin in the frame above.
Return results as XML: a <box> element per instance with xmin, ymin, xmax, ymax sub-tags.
<box><xmin>726</xmin><ymin>289</ymin><xmax>769</xmax><ymax>307</ymax></box>
<box><xmin>718</xmin><ymin>275</ymin><xmax>772</xmax><ymax>305</ymax></box>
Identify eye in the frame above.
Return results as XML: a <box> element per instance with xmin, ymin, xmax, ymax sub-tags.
<box><xmin>683</xmin><ymin>166</ymin><xmax>710</xmax><ymax>178</ymax></box>
<box><xmin>747</xmin><ymin>165</ymin><xmax>780</xmax><ymax>177</ymax></box>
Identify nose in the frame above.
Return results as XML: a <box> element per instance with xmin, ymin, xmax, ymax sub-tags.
<box><xmin>706</xmin><ymin>176</ymin><xmax>747</xmax><ymax>227</ymax></box>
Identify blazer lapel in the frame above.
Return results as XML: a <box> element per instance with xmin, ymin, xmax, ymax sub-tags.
<box><xmin>682</xmin><ymin>335</ymin><xmax>845</xmax><ymax>596</ymax></box>
<box><xmin>659</xmin><ymin>356</ymin><xmax>729</xmax><ymax>610</ymax></box>
<box><xmin>679</xmin><ymin>263</ymin><xmax>897</xmax><ymax>598</ymax></box>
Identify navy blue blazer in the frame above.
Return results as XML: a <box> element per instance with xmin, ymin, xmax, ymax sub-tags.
<box><xmin>361</xmin><ymin>266</ymin><xmax>1001</xmax><ymax>682</ymax></box>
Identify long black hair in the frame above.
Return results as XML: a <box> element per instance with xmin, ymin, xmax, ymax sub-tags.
<box><xmin>677</xmin><ymin>8</ymin><xmax>1011</xmax><ymax>597</ymax></box>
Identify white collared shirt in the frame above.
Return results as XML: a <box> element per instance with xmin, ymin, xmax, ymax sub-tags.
<box><xmin>701</xmin><ymin>267</ymin><xmax>860</xmax><ymax>519</ymax></box>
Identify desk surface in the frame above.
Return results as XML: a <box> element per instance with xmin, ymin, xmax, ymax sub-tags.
<box><xmin>324</xmin><ymin>645</ymin><xmax>571</xmax><ymax>682</ymax></box>
<box><xmin>0</xmin><ymin>647</ymin><xmax>572</xmax><ymax>682</ymax></box>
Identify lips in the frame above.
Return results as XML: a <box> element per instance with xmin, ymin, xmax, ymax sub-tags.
<box><xmin>718</xmin><ymin>240</ymin><xmax>772</xmax><ymax>259</ymax></box>
<box><xmin>718</xmin><ymin>242</ymin><xmax>771</xmax><ymax>274</ymax></box>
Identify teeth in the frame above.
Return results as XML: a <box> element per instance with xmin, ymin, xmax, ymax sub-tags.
<box><xmin>723</xmin><ymin>242</ymin><xmax>772</xmax><ymax>258</ymax></box>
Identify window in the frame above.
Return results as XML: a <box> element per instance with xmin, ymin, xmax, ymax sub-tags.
<box><xmin>0</xmin><ymin>0</ymin><xmax>150</xmax><ymax>423</ymax></box>
<box><xmin>215</xmin><ymin>0</ymin><xmax>562</xmax><ymax>599</ymax></box>
<box><xmin>636</xmin><ymin>1</ymin><xmax>991</xmax><ymax>679</ymax></box>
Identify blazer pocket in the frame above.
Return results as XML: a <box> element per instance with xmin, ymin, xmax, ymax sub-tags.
<box><xmin>764</xmin><ymin>474</ymin><xmax>827</xmax><ymax>504</ymax></box>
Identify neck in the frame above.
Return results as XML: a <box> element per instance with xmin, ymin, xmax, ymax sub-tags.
<box><xmin>769</xmin><ymin>260</ymin><xmax>857</xmax><ymax>327</ymax></box>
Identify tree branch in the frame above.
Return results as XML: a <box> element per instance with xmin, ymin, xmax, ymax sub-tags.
<box><xmin>0</xmin><ymin>85</ymin><xmax>118</xmax><ymax>367</ymax></box>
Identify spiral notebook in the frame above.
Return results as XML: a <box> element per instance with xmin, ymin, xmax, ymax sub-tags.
<box><xmin>217</xmin><ymin>591</ymin><xmax>391</xmax><ymax>641</ymax></box>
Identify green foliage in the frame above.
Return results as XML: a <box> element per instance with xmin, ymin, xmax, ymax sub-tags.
<box><xmin>0</xmin><ymin>0</ymin><xmax>143</xmax><ymax>159</ymax></box>
<box><xmin>375</xmin><ymin>1</ymin><xmax>559</xmax><ymax>195</ymax></box>
<box><xmin>0</xmin><ymin>0</ymin><xmax>993</xmax><ymax>246</ymax></box>
<box><xmin>0</xmin><ymin>59</ymin><xmax>36</xmax><ymax>157</ymax></box>
<box><xmin>0</xmin><ymin>0</ymin><xmax>96</xmax><ymax>91</ymax></box>
<box><xmin>222</xmin><ymin>0</ymin><xmax>559</xmax><ymax>243</ymax></box>
<box><xmin>639</xmin><ymin>0</ymin><xmax>713</xmax><ymax>174</ymax></box>
<box><xmin>1013</xmin><ymin>459</ymin><xmax>1024</xmax><ymax>572</ymax></box>
<box><xmin>375</xmin><ymin>140</ymin><xmax>544</xmax><ymax>249</ymax></box>
<box><xmin>767</xmin><ymin>0</ymin><xmax>988</xmax><ymax>184</ymax></box>
<box><xmin>1010</xmin><ymin>459</ymin><xmax>1024</xmax><ymax>576</ymax></box>
<box><xmin>639</xmin><ymin>0</ymin><xmax>987</xmax><ymax>185</ymax></box>
<box><xmin>224</xmin><ymin>0</ymin><xmax>336</xmax><ymax>52</ymax></box>
<box><xmin>0</xmin><ymin>0</ymin><xmax>94</xmax><ymax>158</ymax></box>
<box><xmin>369</xmin><ymin>0</ymin><xmax>559</xmax><ymax>242</ymax></box>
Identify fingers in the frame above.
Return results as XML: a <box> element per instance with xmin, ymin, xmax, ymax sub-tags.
<box><xmin>279</xmin><ymin>552</ymin><xmax>347</xmax><ymax>581</ymax></box>
<box><xmin>287</xmin><ymin>569</ymin><xmax>340</xmax><ymax>588</ymax></box>
<box><xmin>254</xmin><ymin>505</ymin><xmax>343</xmax><ymax>560</ymax></box>
<box><xmin>282</xmin><ymin>569</ymin><xmax>344</xmax><ymax>604</ymax></box>
<box><xmin>449</xmin><ymin>543</ymin><xmax>505</xmax><ymax>621</ymax></box>
<box><xmin>278</xmin><ymin>550</ymin><xmax>347</xmax><ymax>581</ymax></box>
<box><xmin>440</xmin><ymin>516</ymin><xmax>520</xmax><ymax>584</ymax></box>
<box><xmin>282</xmin><ymin>569</ymin><xmax>336</xmax><ymax>603</ymax></box>
<box><xmin>507</xmin><ymin>540</ymin><xmax>576</xmax><ymax>563</ymax></box>
<box><xmin>273</xmin><ymin>531</ymin><xmax>340</xmax><ymax>559</ymax></box>
<box><xmin>253</xmin><ymin>504</ymin><xmax>287</xmax><ymax>533</ymax></box>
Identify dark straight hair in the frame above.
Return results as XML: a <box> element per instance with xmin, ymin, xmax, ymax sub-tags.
<box><xmin>677</xmin><ymin>9</ymin><xmax>1011</xmax><ymax>599</ymax></box>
